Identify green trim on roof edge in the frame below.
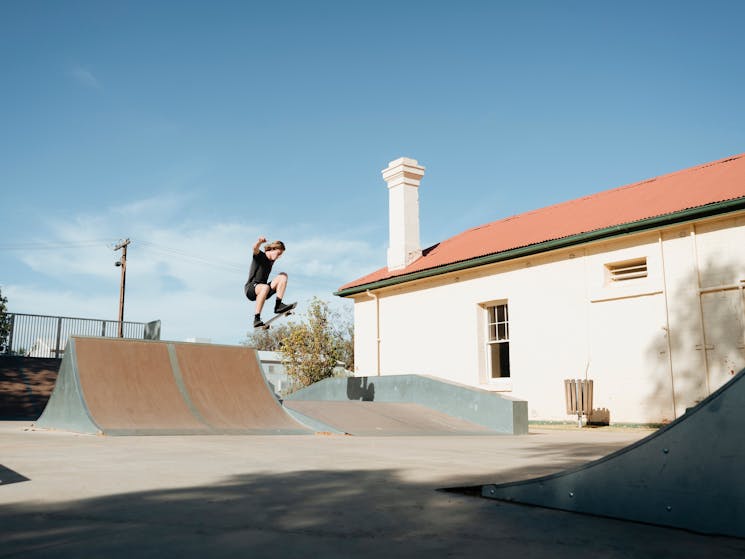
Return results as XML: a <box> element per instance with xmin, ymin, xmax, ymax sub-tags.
<box><xmin>335</xmin><ymin>197</ymin><xmax>745</xmax><ymax>298</ymax></box>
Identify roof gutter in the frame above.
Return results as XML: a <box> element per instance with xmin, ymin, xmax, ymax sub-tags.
<box><xmin>335</xmin><ymin>197</ymin><xmax>745</xmax><ymax>298</ymax></box>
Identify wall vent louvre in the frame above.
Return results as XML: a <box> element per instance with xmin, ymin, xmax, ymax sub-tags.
<box><xmin>607</xmin><ymin>257</ymin><xmax>648</xmax><ymax>282</ymax></box>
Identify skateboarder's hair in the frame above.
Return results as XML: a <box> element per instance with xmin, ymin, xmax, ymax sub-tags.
<box><xmin>265</xmin><ymin>240</ymin><xmax>285</xmax><ymax>252</ymax></box>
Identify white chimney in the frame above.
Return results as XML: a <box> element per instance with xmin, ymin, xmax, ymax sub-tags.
<box><xmin>382</xmin><ymin>157</ymin><xmax>425</xmax><ymax>271</ymax></box>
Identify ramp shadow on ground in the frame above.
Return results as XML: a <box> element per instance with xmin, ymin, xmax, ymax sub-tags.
<box><xmin>0</xmin><ymin>463</ymin><xmax>30</xmax><ymax>485</ymax></box>
<box><xmin>2</xmin><ymin>452</ymin><xmax>745</xmax><ymax>558</ymax></box>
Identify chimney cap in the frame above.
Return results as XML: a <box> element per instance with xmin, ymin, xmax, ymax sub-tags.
<box><xmin>386</xmin><ymin>156</ymin><xmax>422</xmax><ymax>167</ymax></box>
<box><xmin>382</xmin><ymin>157</ymin><xmax>425</xmax><ymax>186</ymax></box>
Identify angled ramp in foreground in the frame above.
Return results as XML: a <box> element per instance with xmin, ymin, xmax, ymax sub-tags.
<box><xmin>481</xmin><ymin>368</ymin><xmax>745</xmax><ymax>538</ymax></box>
<box><xmin>35</xmin><ymin>337</ymin><xmax>313</xmax><ymax>435</ymax></box>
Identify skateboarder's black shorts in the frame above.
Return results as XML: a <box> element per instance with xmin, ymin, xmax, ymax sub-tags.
<box><xmin>244</xmin><ymin>282</ymin><xmax>276</xmax><ymax>302</ymax></box>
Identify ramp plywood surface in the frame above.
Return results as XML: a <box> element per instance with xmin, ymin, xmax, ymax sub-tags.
<box><xmin>76</xmin><ymin>338</ymin><xmax>208</xmax><ymax>434</ymax></box>
<box><xmin>173</xmin><ymin>343</ymin><xmax>309</xmax><ymax>434</ymax></box>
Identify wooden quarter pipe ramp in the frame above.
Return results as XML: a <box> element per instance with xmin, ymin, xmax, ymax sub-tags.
<box><xmin>35</xmin><ymin>337</ymin><xmax>313</xmax><ymax>435</ymax></box>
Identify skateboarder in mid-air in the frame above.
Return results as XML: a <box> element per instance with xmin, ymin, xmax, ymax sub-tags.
<box><xmin>245</xmin><ymin>236</ymin><xmax>295</xmax><ymax>328</ymax></box>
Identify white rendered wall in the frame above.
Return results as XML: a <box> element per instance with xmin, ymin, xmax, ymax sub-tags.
<box><xmin>350</xmin><ymin>213</ymin><xmax>745</xmax><ymax>424</ymax></box>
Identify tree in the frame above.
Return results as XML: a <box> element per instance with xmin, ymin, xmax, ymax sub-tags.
<box><xmin>337</xmin><ymin>311</ymin><xmax>354</xmax><ymax>373</ymax></box>
<box><xmin>0</xmin><ymin>288</ymin><xmax>11</xmax><ymax>354</ymax></box>
<box><xmin>245</xmin><ymin>322</ymin><xmax>293</xmax><ymax>351</ymax></box>
<box><xmin>243</xmin><ymin>297</ymin><xmax>354</xmax><ymax>394</ymax></box>
<box><xmin>280</xmin><ymin>297</ymin><xmax>353</xmax><ymax>391</ymax></box>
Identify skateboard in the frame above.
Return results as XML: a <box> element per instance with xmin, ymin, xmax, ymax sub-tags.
<box><xmin>259</xmin><ymin>302</ymin><xmax>297</xmax><ymax>329</ymax></box>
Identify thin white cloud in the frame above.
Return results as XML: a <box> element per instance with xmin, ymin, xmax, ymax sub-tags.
<box><xmin>113</xmin><ymin>190</ymin><xmax>205</xmax><ymax>220</ymax></box>
<box><xmin>8</xmin><ymin>193</ymin><xmax>381</xmax><ymax>344</ymax></box>
<box><xmin>69</xmin><ymin>65</ymin><xmax>102</xmax><ymax>89</ymax></box>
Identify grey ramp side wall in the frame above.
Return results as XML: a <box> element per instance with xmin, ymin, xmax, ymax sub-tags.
<box><xmin>482</xmin><ymin>367</ymin><xmax>745</xmax><ymax>538</ymax></box>
<box><xmin>35</xmin><ymin>339</ymin><xmax>101</xmax><ymax>434</ymax></box>
<box><xmin>287</xmin><ymin>374</ymin><xmax>528</xmax><ymax>435</ymax></box>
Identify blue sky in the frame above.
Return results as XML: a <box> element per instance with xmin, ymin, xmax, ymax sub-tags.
<box><xmin>1</xmin><ymin>1</ymin><xmax>744</xmax><ymax>344</ymax></box>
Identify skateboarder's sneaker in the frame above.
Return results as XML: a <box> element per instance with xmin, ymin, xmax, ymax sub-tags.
<box><xmin>274</xmin><ymin>301</ymin><xmax>295</xmax><ymax>314</ymax></box>
<box><xmin>253</xmin><ymin>316</ymin><xmax>265</xmax><ymax>328</ymax></box>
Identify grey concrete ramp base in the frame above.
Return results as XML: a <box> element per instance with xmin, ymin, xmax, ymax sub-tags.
<box><xmin>36</xmin><ymin>337</ymin><xmax>316</xmax><ymax>436</ymax></box>
<box><xmin>286</xmin><ymin>374</ymin><xmax>528</xmax><ymax>435</ymax></box>
<box><xmin>481</xmin><ymin>367</ymin><xmax>745</xmax><ymax>538</ymax></box>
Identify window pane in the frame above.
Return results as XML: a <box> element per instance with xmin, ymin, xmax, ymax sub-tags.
<box><xmin>499</xmin><ymin>343</ymin><xmax>510</xmax><ymax>377</ymax></box>
<box><xmin>489</xmin><ymin>342</ymin><xmax>511</xmax><ymax>378</ymax></box>
<box><xmin>489</xmin><ymin>324</ymin><xmax>497</xmax><ymax>341</ymax></box>
<box><xmin>497</xmin><ymin>324</ymin><xmax>507</xmax><ymax>341</ymax></box>
<box><xmin>496</xmin><ymin>304</ymin><xmax>506</xmax><ymax>322</ymax></box>
<box><xmin>488</xmin><ymin>306</ymin><xmax>496</xmax><ymax>323</ymax></box>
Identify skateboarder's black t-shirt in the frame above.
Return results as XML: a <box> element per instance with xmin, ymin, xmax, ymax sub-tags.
<box><xmin>246</xmin><ymin>251</ymin><xmax>273</xmax><ymax>286</ymax></box>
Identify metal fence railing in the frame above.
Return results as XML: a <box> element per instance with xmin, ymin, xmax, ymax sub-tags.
<box><xmin>1</xmin><ymin>313</ymin><xmax>161</xmax><ymax>358</ymax></box>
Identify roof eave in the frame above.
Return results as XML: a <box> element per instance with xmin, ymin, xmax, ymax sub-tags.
<box><xmin>335</xmin><ymin>197</ymin><xmax>745</xmax><ymax>298</ymax></box>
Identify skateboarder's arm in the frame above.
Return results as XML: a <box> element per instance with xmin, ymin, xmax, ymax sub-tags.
<box><xmin>252</xmin><ymin>236</ymin><xmax>267</xmax><ymax>255</ymax></box>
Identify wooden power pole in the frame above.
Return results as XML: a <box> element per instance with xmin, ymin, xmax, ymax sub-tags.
<box><xmin>114</xmin><ymin>239</ymin><xmax>131</xmax><ymax>337</ymax></box>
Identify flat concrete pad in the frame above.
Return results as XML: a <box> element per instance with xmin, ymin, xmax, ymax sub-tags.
<box><xmin>284</xmin><ymin>400</ymin><xmax>496</xmax><ymax>435</ymax></box>
<box><xmin>2</xmin><ymin>421</ymin><xmax>744</xmax><ymax>558</ymax></box>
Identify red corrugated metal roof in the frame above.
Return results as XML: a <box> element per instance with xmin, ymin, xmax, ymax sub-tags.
<box><xmin>339</xmin><ymin>153</ymin><xmax>745</xmax><ymax>293</ymax></box>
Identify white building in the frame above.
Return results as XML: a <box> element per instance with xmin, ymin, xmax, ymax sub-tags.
<box><xmin>335</xmin><ymin>154</ymin><xmax>745</xmax><ymax>425</ymax></box>
<box><xmin>26</xmin><ymin>338</ymin><xmax>57</xmax><ymax>358</ymax></box>
<box><xmin>258</xmin><ymin>350</ymin><xmax>289</xmax><ymax>396</ymax></box>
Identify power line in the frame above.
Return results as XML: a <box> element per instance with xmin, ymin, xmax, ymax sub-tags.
<box><xmin>0</xmin><ymin>238</ymin><xmax>246</xmax><ymax>273</ymax></box>
<box><xmin>0</xmin><ymin>240</ymin><xmax>113</xmax><ymax>251</ymax></box>
<box><xmin>133</xmin><ymin>241</ymin><xmax>245</xmax><ymax>273</ymax></box>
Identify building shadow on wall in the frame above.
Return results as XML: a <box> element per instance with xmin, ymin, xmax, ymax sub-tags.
<box><xmin>645</xmin><ymin>260</ymin><xmax>744</xmax><ymax>422</ymax></box>
<box><xmin>346</xmin><ymin>377</ymin><xmax>375</xmax><ymax>401</ymax></box>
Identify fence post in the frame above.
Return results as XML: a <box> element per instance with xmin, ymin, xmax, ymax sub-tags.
<box><xmin>55</xmin><ymin>317</ymin><xmax>63</xmax><ymax>358</ymax></box>
<box><xmin>4</xmin><ymin>313</ymin><xmax>15</xmax><ymax>355</ymax></box>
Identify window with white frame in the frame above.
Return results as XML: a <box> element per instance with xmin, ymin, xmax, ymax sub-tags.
<box><xmin>486</xmin><ymin>303</ymin><xmax>510</xmax><ymax>379</ymax></box>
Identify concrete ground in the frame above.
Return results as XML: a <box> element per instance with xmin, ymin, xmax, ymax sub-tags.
<box><xmin>1</xmin><ymin>421</ymin><xmax>743</xmax><ymax>558</ymax></box>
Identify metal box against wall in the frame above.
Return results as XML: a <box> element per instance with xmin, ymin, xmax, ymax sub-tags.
<box><xmin>564</xmin><ymin>378</ymin><xmax>594</xmax><ymax>425</ymax></box>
